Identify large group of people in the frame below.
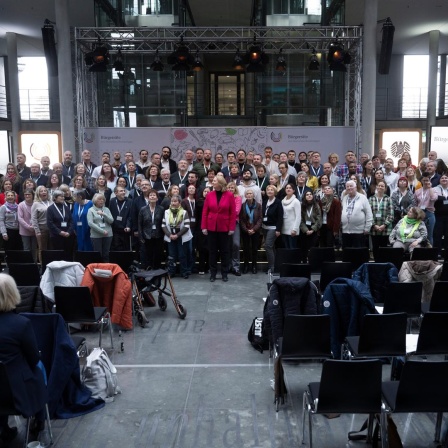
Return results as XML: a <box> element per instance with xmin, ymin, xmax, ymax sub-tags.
<box><xmin>0</xmin><ymin>146</ymin><xmax>446</xmax><ymax>281</ymax></box>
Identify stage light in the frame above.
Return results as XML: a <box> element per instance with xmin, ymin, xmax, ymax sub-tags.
<box><xmin>113</xmin><ymin>49</ymin><xmax>124</xmax><ymax>72</ymax></box>
<box><xmin>85</xmin><ymin>44</ymin><xmax>109</xmax><ymax>72</ymax></box>
<box><xmin>150</xmin><ymin>50</ymin><xmax>164</xmax><ymax>71</ymax></box>
<box><xmin>192</xmin><ymin>51</ymin><xmax>204</xmax><ymax>72</ymax></box>
<box><xmin>232</xmin><ymin>50</ymin><xmax>245</xmax><ymax>71</ymax></box>
<box><xmin>327</xmin><ymin>42</ymin><xmax>351</xmax><ymax>72</ymax></box>
<box><xmin>168</xmin><ymin>40</ymin><xmax>194</xmax><ymax>71</ymax></box>
<box><xmin>275</xmin><ymin>50</ymin><xmax>286</xmax><ymax>72</ymax></box>
<box><xmin>308</xmin><ymin>49</ymin><xmax>320</xmax><ymax>71</ymax></box>
<box><xmin>244</xmin><ymin>43</ymin><xmax>269</xmax><ymax>73</ymax></box>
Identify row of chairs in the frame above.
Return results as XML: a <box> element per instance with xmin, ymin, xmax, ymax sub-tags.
<box><xmin>273</xmin><ymin>246</ymin><xmax>442</xmax><ymax>273</ymax></box>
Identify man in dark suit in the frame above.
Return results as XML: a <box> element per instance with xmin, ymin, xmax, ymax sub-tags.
<box><xmin>110</xmin><ymin>185</ymin><xmax>133</xmax><ymax>251</ymax></box>
<box><xmin>52</xmin><ymin>163</ymin><xmax>71</xmax><ymax>185</ymax></box>
<box><xmin>160</xmin><ymin>146</ymin><xmax>178</xmax><ymax>174</ymax></box>
<box><xmin>29</xmin><ymin>163</ymin><xmax>48</xmax><ymax>187</ymax></box>
<box><xmin>16</xmin><ymin>153</ymin><xmax>31</xmax><ymax>179</ymax></box>
<box><xmin>62</xmin><ymin>150</ymin><xmax>77</xmax><ymax>179</ymax></box>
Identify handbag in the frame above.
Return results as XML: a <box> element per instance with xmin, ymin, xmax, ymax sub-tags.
<box><xmin>82</xmin><ymin>347</ymin><xmax>121</xmax><ymax>402</ymax></box>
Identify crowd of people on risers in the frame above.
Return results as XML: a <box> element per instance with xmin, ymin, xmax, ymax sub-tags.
<box><xmin>0</xmin><ymin>145</ymin><xmax>446</xmax><ymax>281</ymax></box>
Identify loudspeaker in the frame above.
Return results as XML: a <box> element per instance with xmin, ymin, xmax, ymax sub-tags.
<box><xmin>378</xmin><ymin>18</ymin><xmax>395</xmax><ymax>75</ymax></box>
<box><xmin>42</xmin><ymin>24</ymin><xmax>58</xmax><ymax>77</ymax></box>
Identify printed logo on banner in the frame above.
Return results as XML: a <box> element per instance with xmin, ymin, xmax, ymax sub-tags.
<box><xmin>270</xmin><ymin>132</ymin><xmax>282</xmax><ymax>142</ymax></box>
<box><xmin>390</xmin><ymin>141</ymin><xmax>411</xmax><ymax>158</ymax></box>
<box><xmin>84</xmin><ymin>132</ymin><xmax>95</xmax><ymax>144</ymax></box>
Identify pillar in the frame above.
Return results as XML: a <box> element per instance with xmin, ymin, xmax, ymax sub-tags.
<box><xmin>426</xmin><ymin>30</ymin><xmax>439</xmax><ymax>153</ymax></box>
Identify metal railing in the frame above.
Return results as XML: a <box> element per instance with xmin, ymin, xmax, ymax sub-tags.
<box><xmin>19</xmin><ymin>89</ymin><xmax>50</xmax><ymax>120</ymax></box>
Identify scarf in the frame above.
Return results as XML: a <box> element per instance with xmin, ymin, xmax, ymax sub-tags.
<box><xmin>320</xmin><ymin>194</ymin><xmax>334</xmax><ymax>214</ymax></box>
<box><xmin>5</xmin><ymin>202</ymin><xmax>18</xmax><ymax>213</ymax></box>
<box><xmin>245</xmin><ymin>201</ymin><xmax>256</xmax><ymax>224</ymax></box>
<box><xmin>399</xmin><ymin>216</ymin><xmax>420</xmax><ymax>242</ymax></box>
<box><xmin>5</xmin><ymin>173</ymin><xmax>18</xmax><ymax>183</ymax></box>
<box><xmin>168</xmin><ymin>206</ymin><xmax>184</xmax><ymax>227</ymax></box>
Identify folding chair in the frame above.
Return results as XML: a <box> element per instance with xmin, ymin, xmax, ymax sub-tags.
<box><xmin>319</xmin><ymin>262</ymin><xmax>352</xmax><ymax>293</ymax></box>
<box><xmin>302</xmin><ymin>359</ymin><xmax>383</xmax><ymax>448</ymax></box>
<box><xmin>375</xmin><ymin>247</ymin><xmax>404</xmax><ymax>269</ymax></box>
<box><xmin>70</xmin><ymin>335</ymin><xmax>88</xmax><ymax>358</ymax></box>
<box><xmin>0</xmin><ymin>361</ymin><xmax>53</xmax><ymax>448</ymax></box>
<box><xmin>41</xmin><ymin>250</ymin><xmax>65</xmax><ymax>274</ymax></box>
<box><xmin>279</xmin><ymin>263</ymin><xmax>311</xmax><ymax>279</ymax></box>
<box><xmin>54</xmin><ymin>286</ymin><xmax>113</xmax><ymax>349</ymax></box>
<box><xmin>109</xmin><ymin>250</ymin><xmax>137</xmax><ymax>273</ymax></box>
<box><xmin>411</xmin><ymin>312</ymin><xmax>448</xmax><ymax>356</ymax></box>
<box><xmin>342</xmin><ymin>247</ymin><xmax>370</xmax><ymax>271</ymax></box>
<box><xmin>382</xmin><ymin>360</ymin><xmax>448</xmax><ymax>444</ymax></box>
<box><xmin>74</xmin><ymin>251</ymin><xmax>102</xmax><ymax>267</ymax></box>
<box><xmin>411</xmin><ymin>247</ymin><xmax>439</xmax><ymax>261</ymax></box>
<box><xmin>273</xmin><ymin>248</ymin><xmax>301</xmax><ymax>275</ymax></box>
<box><xmin>7</xmin><ymin>263</ymin><xmax>41</xmax><ymax>286</ymax></box>
<box><xmin>429</xmin><ymin>281</ymin><xmax>448</xmax><ymax>312</ymax></box>
<box><xmin>308</xmin><ymin>247</ymin><xmax>336</xmax><ymax>273</ymax></box>
<box><xmin>275</xmin><ymin>314</ymin><xmax>332</xmax><ymax>411</ymax></box>
<box><xmin>5</xmin><ymin>250</ymin><xmax>34</xmax><ymax>264</ymax></box>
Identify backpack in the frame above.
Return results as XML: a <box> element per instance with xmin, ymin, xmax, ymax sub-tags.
<box><xmin>82</xmin><ymin>348</ymin><xmax>121</xmax><ymax>402</ymax></box>
<box><xmin>247</xmin><ymin>317</ymin><xmax>269</xmax><ymax>353</ymax></box>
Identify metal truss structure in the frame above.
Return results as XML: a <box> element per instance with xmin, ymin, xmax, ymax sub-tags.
<box><xmin>74</xmin><ymin>26</ymin><xmax>363</xmax><ymax>152</ymax></box>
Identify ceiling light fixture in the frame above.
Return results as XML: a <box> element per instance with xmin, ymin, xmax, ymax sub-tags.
<box><xmin>244</xmin><ymin>39</ymin><xmax>269</xmax><ymax>73</ymax></box>
<box><xmin>308</xmin><ymin>49</ymin><xmax>320</xmax><ymax>71</ymax></box>
<box><xmin>150</xmin><ymin>50</ymin><xmax>164</xmax><ymax>71</ymax></box>
<box><xmin>327</xmin><ymin>41</ymin><xmax>351</xmax><ymax>72</ymax></box>
<box><xmin>192</xmin><ymin>50</ymin><xmax>204</xmax><ymax>72</ymax></box>
<box><xmin>113</xmin><ymin>49</ymin><xmax>124</xmax><ymax>72</ymax></box>
<box><xmin>275</xmin><ymin>49</ymin><xmax>286</xmax><ymax>72</ymax></box>
<box><xmin>85</xmin><ymin>44</ymin><xmax>110</xmax><ymax>72</ymax></box>
<box><xmin>232</xmin><ymin>50</ymin><xmax>245</xmax><ymax>71</ymax></box>
<box><xmin>168</xmin><ymin>38</ymin><xmax>194</xmax><ymax>71</ymax></box>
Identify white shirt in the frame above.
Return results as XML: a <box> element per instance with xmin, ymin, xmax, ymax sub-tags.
<box><xmin>384</xmin><ymin>171</ymin><xmax>399</xmax><ymax>193</ymax></box>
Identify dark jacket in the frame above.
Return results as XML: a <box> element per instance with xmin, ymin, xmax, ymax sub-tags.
<box><xmin>46</xmin><ymin>202</ymin><xmax>75</xmax><ymax>237</ymax></box>
<box><xmin>16</xmin><ymin>286</ymin><xmax>49</xmax><ymax>313</ymax></box>
<box><xmin>261</xmin><ymin>198</ymin><xmax>283</xmax><ymax>231</ymax></box>
<box><xmin>0</xmin><ymin>311</ymin><xmax>47</xmax><ymax>417</ymax></box>
<box><xmin>353</xmin><ymin>262</ymin><xmax>398</xmax><ymax>304</ymax></box>
<box><xmin>239</xmin><ymin>201</ymin><xmax>262</xmax><ymax>233</ymax></box>
<box><xmin>131</xmin><ymin>195</ymin><xmax>148</xmax><ymax>232</ymax></box>
<box><xmin>322</xmin><ymin>278</ymin><xmax>376</xmax><ymax>358</ymax></box>
<box><xmin>109</xmin><ymin>197</ymin><xmax>133</xmax><ymax>232</ymax></box>
<box><xmin>138</xmin><ymin>204</ymin><xmax>164</xmax><ymax>240</ymax></box>
<box><xmin>264</xmin><ymin>278</ymin><xmax>319</xmax><ymax>346</ymax></box>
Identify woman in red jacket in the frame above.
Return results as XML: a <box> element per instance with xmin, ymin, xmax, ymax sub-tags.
<box><xmin>201</xmin><ymin>176</ymin><xmax>236</xmax><ymax>282</ymax></box>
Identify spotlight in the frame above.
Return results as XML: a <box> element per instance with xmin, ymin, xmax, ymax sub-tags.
<box><xmin>85</xmin><ymin>44</ymin><xmax>109</xmax><ymax>72</ymax></box>
<box><xmin>275</xmin><ymin>50</ymin><xmax>286</xmax><ymax>72</ymax></box>
<box><xmin>244</xmin><ymin>43</ymin><xmax>269</xmax><ymax>73</ymax></box>
<box><xmin>150</xmin><ymin>50</ymin><xmax>164</xmax><ymax>71</ymax></box>
<box><xmin>232</xmin><ymin>50</ymin><xmax>245</xmax><ymax>71</ymax></box>
<box><xmin>167</xmin><ymin>40</ymin><xmax>194</xmax><ymax>71</ymax></box>
<box><xmin>327</xmin><ymin>42</ymin><xmax>351</xmax><ymax>72</ymax></box>
<box><xmin>249</xmin><ymin>45</ymin><xmax>262</xmax><ymax>63</ymax></box>
<box><xmin>192</xmin><ymin>51</ymin><xmax>204</xmax><ymax>72</ymax></box>
<box><xmin>113</xmin><ymin>50</ymin><xmax>124</xmax><ymax>72</ymax></box>
<box><xmin>308</xmin><ymin>50</ymin><xmax>320</xmax><ymax>71</ymax></box>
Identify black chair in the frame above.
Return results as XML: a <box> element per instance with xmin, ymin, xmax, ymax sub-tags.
<box><xmin>70</xmin><ymin>335</ymin><xmax>88</xmax><ymax>358</ymax></box>
<box><xmin>54</xmin><ymin>286</ymin><xmax>113</xmax><ymax>349</ymax></box>
<box><xmin>302</xmin><ymin>359</ymin><xmax>383</xmax><ymax>447</ymax></box>
<box><xmin>411</xmin><ymin>312</ymin><xmax>448</xmax><ymax>356</ymax></box>
<box><xmin>429</xmin><ymin>281</ymin><xmax>448</xmax><ymax>312</ymax></box>
<box><xmin>342</xmin><ymin>247</ymin><xmax>370</xmax><ymax>271</ymax></box>
<box><xmin>74</xmin><ymin>251</ymin><xmax>102</xmax><ymax>267</ymax></box>
<box><xmin>41</xmin><ymin>250</ymin><xmax>65</xmax><ymax>273</ymax></box>
<box><xmin>344</xmin><ymin>313</ymin><xmax>407</xmax><ymax>360</ymax></box>
<box><xmin>319</xmin><ymin>262</ymin><xmax>352</xmax><ymax>293</ymax></box>
<box><xmin>109</xmin><ymin>251</ymin><xmax>137</xmax><ymax>273</ymax></box>
<box><xmin>382</xmin><ymin>360</ymin><xmax>448</xmax><ymax>444</ymax></box>
<box><xmin>5</xmin><ymin>250</ymin><xmax>34</xmax><ymax>264</ymax></box>
<box><xmin>375</xmin><ymin>247</ymin><xmax>404</xmax><ymax>269</ymax></box>
<box><xmin>308</xmin><ymin>247</ymin><xmax>336</xmax><ymax>273</ymax></box>
<box><xmin>279</xmin><ymin>263</ymin><xmax>311</xmax><ymax>279</ymax></box>
<box><xmin>411</xmin><ymin>247</ymin><xmax>439</xmax><ymax>261</ymax></box>
<box><xmin>0</xmin><ymin>361</ymin><xmax>53</xmax><ymax>447</ymax></box>
<box><xmin>440</xmin><ymin>262</ymin><xmax>448</xmax><ymax>281</ymax></box>
<box><xmin>7</xmin><ymin>263</ymin><xmax>41</xmax><ymax>286</ymax></box>
<box><xmin>383</xmin><ymin>282</ymin><xmax>422</xmax><ymax>332</ymax></box>
<box><xmin>273</xmin><ymin>248</ymin><xmax>301</xmax><ymax>275</ymax></box>
<box><xmin>275</xmin><ymin>314</ymin><xmax>331</xmax><ymax>411</ymax></box>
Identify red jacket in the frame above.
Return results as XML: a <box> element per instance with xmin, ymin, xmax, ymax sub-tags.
<box><xmin>201</xmin><ymin>190</ymin><xmax>236</xmax><ymax>232</ymax></box>
<box><xmin>81</xmin><ymin>263</ymin><xmax>133</xmax><ymax>330</ymax></box>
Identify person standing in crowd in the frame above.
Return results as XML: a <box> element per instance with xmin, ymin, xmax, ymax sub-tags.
<box><xmin>318</xmin><ymin>185</ymin><xmax>342</xmax><ymax>248</ymax></box>
<box><xmin>162</xmin><ymin>194</ymin><xmax>192</xmax><ymax>279</ymax></box>
<box><xmin>414</xmin><ymin>176</ymin><xmax>438</xmax><ymax>245</ymax></box>
<box><xmin>122</xmin><ymin>161</ymin><xmax>138</xmax><ymax>191</ymax></box>
<box><xmin>160</xmin><ymin>185</ymin><xmax>181</xmax><ymax>210</ymax></box>
<box><xmin>300</xmin><ymin>162</ymin><xmax>319</xmax><ymax>191</ymax></box>
<box><xmin>262</xmin><ymin>185</ymin><xmax>283</xmax><ymax>272</ymax></box>
<box><xmin>314</xmin><ymin>174</ymin><xmax>335</xmax><ymax>201</ymax></box>
<box><xmin>240</xmin><ymin>189</ymin><xmax>262</xmax><ymax>274</ymax></box>
<box><xmin>137</xmin><ymin>150</ymin><xmax>151</xmax><ymax>172</ymax></box>
<box><xmin>129</xmin><ymin>174</ymin><xmax>145</xmax><ymax>200</ymax></box>
<box><xmin>16</xmin><ymin>153</ymin><xmax>31</xmax><ymax>179</ymax></box>
<box><xmin>71</xmin><ymin>174</ymin><xmax>95</xmax><ymax>199</ymax></box>
<box><xmin>299</xmin><ymin>191</ymin><xmax>322</xmax><ymax>262</ymax></box>
<box><xmin>196</xmin><ymin>187</ymin><xmax>210</xmax><ymax>274</ymax></box>
<box><xmin>94</xmin><ymin>175</ymin><xmax>112</xmax><ymax>207</ymax></box>
<box><xmin>109</xmin><ymin>185</ymin><xmax>133</xmax><ymax>251</ymax></box>
<box><xmin>369</xmin><ymin>180</ymin><xmax>394</xmax><ymax>261</ymax></box>
<box><xmin>138</xmin><ymin>189</ymin><xmax>165</xmax><ymax>270</ymax></box>
<box><xmin>341</xmin><ymin>180</ymin><xmax>373</xmax><ymax>248</ymax></box>
<box><xmin>201</xmin><ymin>176</ymin><xmax>236</xmax><ymax>282</ymax></box>
<box><xmin>361</xmin><ymin>159</ymin><xmax>374</xmax><ymax>197</ymax></box>
<box><xmin>433</xmin><ymin>174</ymin><xmax>448</xmax><ymax>257</ymax></box>
<box><xmin>0</xmin><ymin>273</ymin><xmax>47</xmax><ymax>447</ymax></box>
<box><xmin>406</xmin><ymin>166</ymin><xmax>422</xmax><ymax>194</ymax></box>
<box><xmin>255</xmin><ymin>165</ymin><xmax>269</xmax><ymax>200</ymax></box>
<box><xmin>100</xmin><ymin>162</ymin><xmax>117</xmax><ymax>191</ymax></box>
<box><xmin>281</xmin><ymin>183</ymin><xmax>301</xmax><ymax>249</ymax></box>
<box><xmin>146</xmin><ymin>164</ymin><xmax>161</xmax><ymax>188</ymax></box>
<box><xmin>0</xmin><ymin>180</ymin><xmax>19</xmax><ymax>206</ymax></box>
<box><xmin>226</xmin><ymin>181</ymin><xmax>242</xmax><ymax>276</ymax></box>
<box><xmin>391</xmin><ymin>177</ymin><xmax>416</xmax><ymax>227</ymax></box>
<box><xmin>171</xmin><ymin>159</ymin><xmax>189</xmax><ymax>187</ymax></box>
<box><xmin>18</xmin><ymin>188</ymin><xmax>37</xmax><ymax>260</ymax></box>
<box><xmin>160</xmin><ymin>146</ymin><xmax>178</xmax><ymax>174</ymax></box>
<box><xmin>0</xmin><ymin>191</ymin><xmax>22</xmax><ymax>251</ymax></box>
<box><xmin>47</xmin><ymin>189</ymin><xmax>75</xmax><ymax>259</ymax></box>
<box><xmin>46</xmin><ymin>173</ymin><xmax>63</xmax><ymax>197</ymax></box>
<box><xmin>87</xmin><ymin>193</ymin><xmax>114</xmax><ymax>262</ymax></box>
<box><xmin>181</xmin><ymin>184</ymin><xmax>199</xmax><ymax>275</ymax></box>
<box><xmin>31</xmin><ymin>186</ymin><xmax>52</xmax><ymax>263</ymax></box>
<box><xmin>389</xmin><ymin>207</ymin><xmax>427</xmax><ymax>253</ymax></box>
<box><xmin>73</xmin><ymin>190</ymin><xmax>93</xmax><ymax>252</ymax></box>
<box><xmin>426</xmin><ymin>160</ymin><xmax>441</xmax><ymax>187</ymax></box>
<box><xmin>4</xmin><ymin>163</ymin><xmax>22</xmax><ymax>196</ymax></box>
<box><xmin>62</xmin><ymin>150</ymin><xmax>76</xmax><ymax>179</ymax></box>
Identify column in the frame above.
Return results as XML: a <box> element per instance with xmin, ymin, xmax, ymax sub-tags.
<box><xmin>426</xmin><ymin>30</ymin><xmax>439</xmax><ymax>152</ymax></box>
<box><xmin>55</xmin><ymin>0</ymin><xmax>76</xmax><ymax>156</ymax></box>
<box><xmin>361</xmin><ymin>0</ymin><xmax>377</xmax><ymax>157</ymax></box>
<box><xmin>6</xmin><ymin>33</ymin><xmax>21</xmax><ymax>156</ymax></box>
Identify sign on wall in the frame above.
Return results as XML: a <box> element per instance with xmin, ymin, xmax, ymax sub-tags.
<box><xmin>430</xmin><ymin>126</ymin><xmax>448</xmax><ymax>161</ymax></box>
<box><xmin>379</xmin><ymin>129</ymin><xmax>422</xmax><ymax>165</ymax></box>
<box><xmin>83</xmin><ymin>126</ymin><xmax>355</xmax><ymax>163</ymax></box>
<box><xmin>19</xmin><ymin>132</ymin><xmax>61</xmax><ymax>165</ymax></box>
